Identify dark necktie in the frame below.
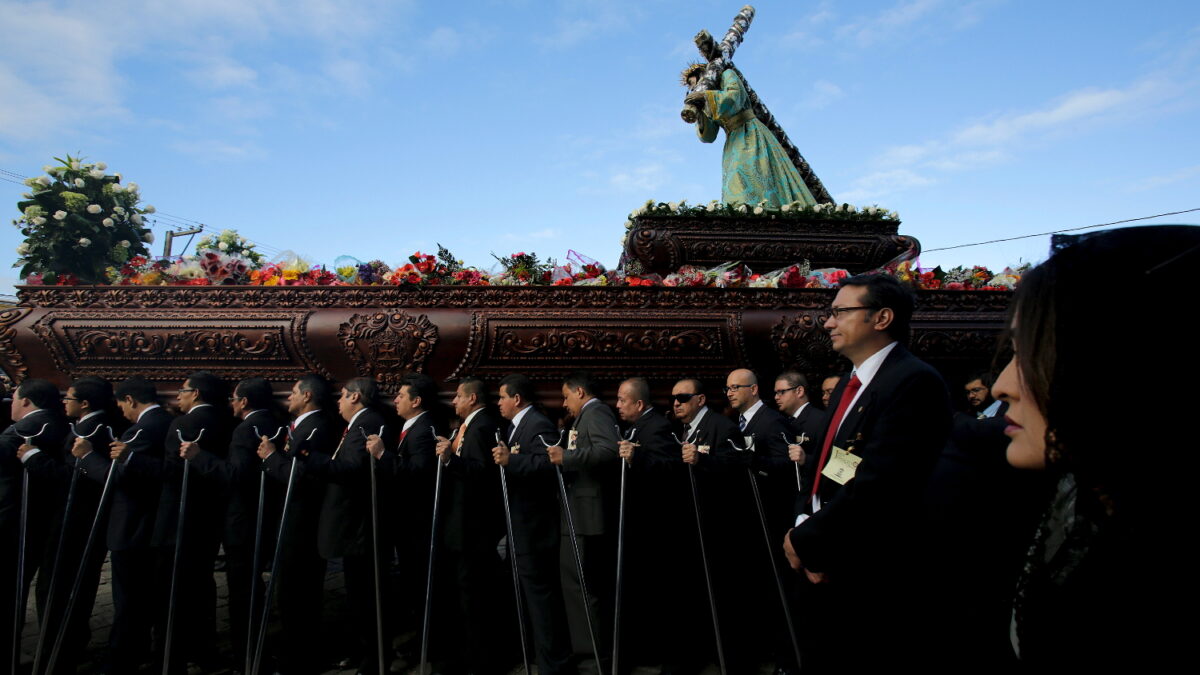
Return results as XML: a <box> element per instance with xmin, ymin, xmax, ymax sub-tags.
<box><xmin>810</xmin><ymin>374</ymin><xmax>863</xmax><ymax>498</ymax></box>
<box><xmin>738</xmin><ymin>415</ymin><xmax>747</xmax><ymax>431</ymax></box>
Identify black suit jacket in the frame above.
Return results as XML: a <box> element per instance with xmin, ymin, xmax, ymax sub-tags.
<box><xmin>741</xmin><ymin>405</ymin><xmax>794</xmax><ymax>533</ymax></box>
<box><xmin>80</xmin><ymin>406</ymin><xmax>173</xmax><ymax>551</ymax></box>
<box><xmin>789</xmin><ymin>344</ymin><xmax>950</xmax><ymax>577</ymax></box>
<box><xmin>787</xmin><ymin>403</ymin><xmax>829</xmax><ymax>514</ymax></box>
<box><xmin>684</xmin><ymin>407</ymin><xmax>743</xmax><ymax>472</ymax></box>
<box><xmin>263</xmin><ymin>410</ymin><xmax>337</xmax><ymax>554</ymax></box>
<box><xmin>311</xmin><ymin>408</ymin><xmax>390</xmax><ymax>559</ymax></box>
<box><xmin>151</xmin><ymin>404</ymin><xmax>232</xmax><ymax>548</ymax></box>
<box><xmin>625</xmin><ymin>408</ymin><xmax>680</xmax><ymax>475</ymax></box>
<box><xmin>504</xmin><ymin>407</ymin><xmax>561</xmax><ymax>554</ymax></box>
<box><xmin>0</xmin><ymin>409</ymin><xmax>70</xmax><ymax>532</ymax></box>
<box><xmin>441</xmin><ymin>409</ymin><xmax>503</xmax><ymax>553</ymax></box>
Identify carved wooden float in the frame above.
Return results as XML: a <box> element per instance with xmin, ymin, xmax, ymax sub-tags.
<box><xmin>1</xmin><ymin>285</ymin><xmax>1009</xmax><ymax>406</ymax></box>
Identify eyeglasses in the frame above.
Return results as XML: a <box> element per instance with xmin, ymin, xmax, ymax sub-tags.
<box><xmin>828</xmin><ymin>305</ymin><xmax>877</xmax><ymax>319</ymax></box>
<box><xmin>773</xmin><ymin>386</ymin><xmax>800</xmax><ymax>396</ymax></box>
<box><xmin>724</xmin><ymin>384</ymin><xmax>753</xmax><ymax>393</ymax></box>
<box><xmin>966</xmin><ymin>386</ymin><xmax>989</xmax><ymax>395</ymax></box>
<box><xmin>179</xmin><ymin>388</ymin><xmax>197</xmax><ymax>394</ymax></box>
<box><xmin>671</xmin><ymin>393</ymin><xmax>699</xmax><ymax>404</ymax></box>
<box><xmin>63</xmin><ymin>396</ymin><xmax>81</xmax><ymax>401</ymax></box>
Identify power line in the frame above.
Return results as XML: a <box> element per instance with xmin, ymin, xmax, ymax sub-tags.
<box><xmin>923</xmin><ymin>208</ymin><xmax>1200</xmax><ymax>253</ymax></box>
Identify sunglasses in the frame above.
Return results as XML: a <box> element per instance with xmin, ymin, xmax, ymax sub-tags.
<box><xmin>671</xmin><ymin>393</ymin><xmax>699</xmax><ymax>404</ymax></box>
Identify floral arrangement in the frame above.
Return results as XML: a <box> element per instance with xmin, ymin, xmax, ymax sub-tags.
<box><xmin>12</xmin><ymin>155</ymin><xmax>155</xmax><ymax>284</ymax></box>
<box><xmin>491</xmin><ymin>251</ymin><xmax>555</xmax><ymax>285</ymax></box>
<box><xmin>194</xmin><ymin>228</ymin><xmax>264</xmax><ymax>265</ymax></box>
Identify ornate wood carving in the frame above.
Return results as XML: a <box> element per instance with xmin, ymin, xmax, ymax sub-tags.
<box><xmin>30</xmin><ymin>310</ymin><xmax>324</xmax><ymax>383</ymax></box>
<box><xmin>0</xmin><ymin>307</ymin><xmax>30</xmax><ymax>386</ymax></box>
<box><xmin>337</xmin><ymin>311</ymin><xmax>439</xmax><ymax>391</ymax></box>
<box><xmin>910</xmin><ymin>328</ymin><xmax>1005</xmax><ymax>362</ymax></box>
<box><xmin>450</xmin><ymin>311</ymin><xmax>746</xmax><ymax>382</ymax></box>
<box><xmin>771</xmin><ymin>310</ymin><xmax>840</xmax><ymax>375</ymax></box>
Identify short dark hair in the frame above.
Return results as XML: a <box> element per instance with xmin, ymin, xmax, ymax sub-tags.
<box><xmin>839</xmin><ymin>273</ymin><xmax>915</xmax><ymax>343</ymax></box>
<box><xmin>966</xmin><ymin>370</ymin><xmax>995</xmax><ymax>389</ymax></box>
<box><xmin>70</xmin><ymin>376</ymin><xmax>114</xmax><ymax>411</ymax></box>
<box><xmin>186</xmin><ymin>371</ymin><xmax>228</xmax><ymax>406</ymax></box>
<box><xmin>459</xmin><ymin>376</ymin><xmax>489</xmax><ymax>406</ymax></box>
<box><xmin>115</xmin><ymin>376</ymin><xmax>158</xmax><ymax>404</ymax></box>
<box><xmin>234</xmin><ymin>377</ymin><xmax>275</xmax><ymax>411</ymax></box>
<box><xmin>563</xmin><ymin>371</ymin><xmax>599</xmax><ymax>398</ymax></box>
<box><xmin>499</xmin><ymin>373</ymin><xmax>535</xmax><ymax>405</ymax></box>
<box><xmin>676</xmin><ymin>378</ymin><xmax>704</xmax><ymax>395</ymax></box>
<box><xmin>296</xmin><ymin>374</ymin><xmax>333</xmax><ymax>408</ymax></box>
<box><xmin>776</xmin><ymin>371</ymin><xmax>809</xmax><ymax>390</ymax></box>
<box><xmin>344</xmin><ymin>377</ymin><xmax>382</xmax><ymax>409</ymax></box>
<box><xmin>622</xmin><ymin>377</ymin><xmax>651</xmax><ymax>405</ymax></box>
<box><xmin>17</xmin><ymin>378</ymin><xmax>61</xmax><ymax>411</ymax></box>
<box><xmin>401</xmin><ymin>373</ymin><xmax>438</xmax><ymax>410</ymax></box>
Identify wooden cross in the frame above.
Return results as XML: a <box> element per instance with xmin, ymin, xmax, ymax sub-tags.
<box><xmin>682</xmin><ymin>5</ymin><xmax>834</xmax><ymax>204</ymax></box>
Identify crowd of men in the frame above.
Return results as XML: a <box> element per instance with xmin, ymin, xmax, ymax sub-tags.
<box><xmin>0</xmin><ymin>273</ymin><xmax>1036</xmax><ymax>675</ymax></box>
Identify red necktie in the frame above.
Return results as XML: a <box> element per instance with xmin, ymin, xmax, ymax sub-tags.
<box><xmin>400</xmin><ymin>429</ymin><xmax>409</xmax><ymax>444</ymax></box>
<box><xmin>810</xmin><ymin>374</ymin><xmax>862</xmax><ymax>498</ymax></box>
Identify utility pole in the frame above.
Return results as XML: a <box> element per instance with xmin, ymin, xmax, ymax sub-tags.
<box><xmin>162</xmin><ymin>227</ymin><xmax>203</xmax><ymax>258</ymax></box>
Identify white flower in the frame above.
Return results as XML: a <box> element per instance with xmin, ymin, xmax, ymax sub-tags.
<box><xmin>113</xmin><ymin>206</ymin><xmax>125</xmax><ymax>215</ymax></box>
<box><xmin>737</xmin><ymin>204</ymin><xmax>749</xmax><ymax>213</ymax></box>
<box><xmin>624</xmin><ymin>220</ymin><xmax>634</xmax><ymax>230</ymax></box>
<box><xmin>118</xmin><ymin>240</ymin><xmax>131</xmax><ymax>248</ymax></box>
<box><xmin>16</xmin><ymin>243</ymin><xmax>30</xmax><ymax>256</ymax></box>
<box><xmin>102</xmin><ymin>218</ymin><xmax>115</xmax><ymax>227</ymax></box>
<box><xmin>890</xmin><ymin>211</ymin><xmax>900</xmax><ymax>220</ymax></box>
<box><xmin>70</xmin><ymin>160</ymin><xmax>80</xmax><ymax>170</ymax></box>
<box><xmin>32</xmin><ymin>217</ymin><xmax>46</xmax><ymax>226</ymax></box>
<box><xmin>706</xmin><ymin>202</ymin><xmax>717</xmax><ymax>212</ymax></box>
<box><xmin>668</xmin><ymin>201</ymin><xmax>679</xmax><ymax>211</ymax></box>
<box><xmin>42</xmin><ymin>165</ymin><xmax>52</xmax><ymax>173</ymax></box>
<box><xmin>217</xmin><ymin>241</ymin><xmax>229</xmax><ymax>251</ymax></box>
<box><xmin>753</xmin><ymin>206</ymin><xmax>765</xmax><ymax>215</ymax></box>
<box><xmin>127</xmin><ymin>182</ymin><xmax>138</xmax><ymax>192</ymax></box>
<box><xmin>53</xmin><ymin>210</ymin><xmax>67</xmax><ymax>221</ymax></box>
<box><xmin>36</xmin><ymin>176</ymin><xmax>51</xmax><ymax>187</ymax></box>
<box><xmin>143</xmin><ymin>231</ymin><xmax>155</xmax><ymax>244</ymax></box>
<box><xmin>89</xmin><ymin>169</ymin><xmax>105</xmax><ymax>179</ymax></box>
<box><xmin>95</xmin><ymin>162</ymin><xmax>107</xmax><ymax>170</ymax></box>
<box><xmin>866</xmin><ymin>206</ymin><xmax>877</xmax><ymax>215</ymax></box>
<box><xmin>78</xmin><ymin>237</ymin><xmax>91</xmax><ymax>247</ymax></box>
<box><xmin>74</xmin><ymin>178</ymin><xmax>86</xmax><ymax>188</ymax></box>
<box><xmin>87</xmin><ymin>204</ymin><xmax>102</xmax><ymax>214</ymax></box>
<box><xmin>143</xmin><ymin>204</ymin><xmax>156</xmax><ymax>214</ymax></box>
<box><xmin>131</xmin><ymin>213</ymin><xmax>143</xmax><ymax>225</ymax></box>
<box><xmin>781</xmin><ymin>203</ymin><xmax>792</xmax><ymax>212</ymax></box>
<box><xmin>846</xmin><ymin>204</ymin><xmax>858</xmax><ymax>213</ymax></box>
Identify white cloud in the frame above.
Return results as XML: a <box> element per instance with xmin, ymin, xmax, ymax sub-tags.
<box><xmin>186</xmin><ymin>55</ymin><xmax>259</xmax><ymax>89</ymax></box>
<box><xmin>838</xmin><ymin>0</ymin><xmax>944</xmax><ymax>47</ymax></box>
<box><xmin>538</xmin><ymin>1</ymin><xmax>632</xmax><ymax>49</ymax></box>
<box><xmin>424</xmin><ymin>27</ymin><xmax>463</xmax><ymax>57</ymax></box>
<box><xmin>800</xmin><ymin>80</ymin><xmax>845</xmax><ymax>110</ymax></box>
<box><xmin>839</xmin><ymin>169</ymin><xmax>935</xmax><ymax>203</ymax></box>
<box><xmin>1128</xmin><ymin>164</ymin><xmax>1200</xmax><ymax>192</ymax></box>
<box><xmin>170</xmin><ymin>139</ymin><xmax>265</xmax><ymax>161</ymax></box>
<box><xmin>609</xmin><ymin>162</ymin><xmax>668</xmax><ymax>193</ymax></box>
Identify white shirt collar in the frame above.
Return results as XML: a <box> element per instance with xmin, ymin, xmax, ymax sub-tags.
<box><xmin>243</xmin><ymin>408</ymin><xmax>265</xmax><ymax>421</ymax></box>
<box><xmin>461</xmin><ymin>407</ymin><xmax>483</xmax><ymax>429</ymax></box>
<box><xmin>189</xmin><ymin>403</ymin><xmax>213</xmax><ymax>413</ymax></box>
<box><xmin>851</xmin><ymin>341</ymin><xmax>899</xmax><ymax>390</ymax></box>
<box><xmin>136</xmin><ymin>404</ymin><xmax>161</xmax><ymax>422</ymax></box>
<box><xmin>19</xmin><ymin>408</ymin><xmax>45</xmax><ymax>421</ymax></box>
<box><xmin>402</xmin><ymin>410</ymin><xmax>427</xmax><ymax>433</ymax></box>
<box><xmin>792</xmin><ymin>401</ymin><xmax>810</xmax><ymax>418</ymax></box>
<box><xmin>293</xmin><ymin>409</ymin><xmax>319</xmax><ymax>427</ymax></box>
<box><xmin>79</xmin><ymin>410</ymin><xmax>106</xmax><ymax>423</ymax></box>
<box><xmin>509</xmin><ymin>405</ymin><xmax>531</xmax><ymax>437</ymax></box>
<box><xmin>347</xmin><ymin>407</ymin><xmax>367</xmax><ymax>428</ymax></box>
<box><xmin>687</xmin><ymin>406</ymin><xmax>709</xmax><ymax>439</ymax></box>
<box><xmin>739</xmin><ymin>399</ymin><xmax>764</xmax><ymax>426</ymax></box>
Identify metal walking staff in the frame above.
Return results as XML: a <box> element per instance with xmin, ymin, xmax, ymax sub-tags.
<box><xmin>612</xmin><ymin>425</ymin><xmax>638</xmax><ymax>675</ymax></box>
<box><xmin>245</xmin><ymin>425</ymin><xmax>286</xmax><ymax>675</ymax></box>
<box><xmin>781</xmin><ymin>431</ymin><xmax>808</xmax><ymax>494</ymax></box>
<box><xmin>11</xmin><ymin>422</ymin><xmax>49</xmax><ymax>675</ymax></box>
<box><xmin>47</xmin><ymin>427</ymin><xmax>138</xmax><ymax>675</ymax></box>
<box><xmin>673</xmin><ymin>430</ymin><xmax>726</xmax><ymax>675</ymax></box>
<box><xmin>420</xmin><ymin>425</ymin><xmax>452</xmax><ymax>675</ymax></box>
<box><xmin>731</xmin><ymin>435</ymin><xmax>802</xmax><ymax>670</ymax></box>
<box><xmin>31</xmin><ymin>422</ymin><xmax>108</xmax><ymax>675</ymax></box>
<box><xmin>495</xmin><ymin>430</ymin><xmax>530</xmax><ymax>675</ymax></box>
<box><xmin>538</xmin><ymin>430</ymin><xmax>603</xmax><ymax>675</ymax></box>
<box><xmin>164</xmin><ymin>427</ymin><xmax>205</xmax><ymax>675</ymax></box>
<box><xmin>363</xmin><ymin>426</ymin><xmax>387</xmax><ymax>675</ymax></box>
<box><xmin>251</xmin><ymin>427</ymin><xmax>314</xmax><ymax>675</ymax></box>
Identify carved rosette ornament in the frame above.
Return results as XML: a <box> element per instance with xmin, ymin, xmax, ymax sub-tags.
<box><xmin>337</xmin><ymin>311</ymin><xmax>439</xmax><ymax>392</ymax></box>
<box><xmin>771</xmin><ymin>311</ymin><xmax>841</xmax><ymax>376</ymax></box>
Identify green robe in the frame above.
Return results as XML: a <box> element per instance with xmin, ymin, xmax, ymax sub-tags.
<box><xmin>697</xmin><ymin>69</ymin><xmax>817</xmax><ymax>208</ymax></box>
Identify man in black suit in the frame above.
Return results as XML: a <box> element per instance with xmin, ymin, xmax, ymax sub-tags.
<box><xmin>153</xmin><ymin>371</ymin><xmax>232</xmax><ymax>673</ymax></box>
<box><xmin>75</xmin><ymin>376</ymin><xmax>172</xmax><ymax>673</ymax></box>
<box><xmin>35</xmin><ymin>376</ymin><xmax>117</xmax><ymax>673</ymax></box>
<box><xmin>1</xmin><ymin>378</ymin><xmax>69</xmax><ymax>668</ymax></box>
<box><xmin>183</xmin><ymin>376</ymin><xmax>284</xmax><ymax>668</ymax></box>
<box><xmin>614</xmin><ymin>377</ymin><xmax>698</xmax><ymax>673</ymax></box>
<box><xmin>259</xmin><ymin>374</ymin><xmax>337</xmax><ymax>675</ymax></box>
<box><xmin>378</xmin><ymin>372</ymin><xmax>439</xmax><ymax>662</ymax></box>
<box><xmin>784</xmin><ymin>273</ymin><xmax>951</xmax><ymax>672</ymax></box>
<box><xmin>310</xmin><ymin>377</ymin><xmax>391</xmax><ymax>675</ymax></box>
<box><xmin>432</xmin><ymin>377</ymin><xmax>504</xmax><ymax>675</ymax></box>
<box><xmin>492</xmin><ymin>373</ymin><xmax>572</xmax><ymax>675</ymax></box>
<box><xmin>545</xmin><ymin>371</ymin><xmax>619</xmax><ymax>672</ymax></box>
<box><xmin>773</xmin><ymin>371</ymin><xmax>827</xmax><ymax>500</ymax></box>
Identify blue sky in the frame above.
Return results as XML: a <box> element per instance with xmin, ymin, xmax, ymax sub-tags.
<box><xmin>2</xmin><ymin>0</ymin><xmax>1198</xmax><ymax>294</ymax></box>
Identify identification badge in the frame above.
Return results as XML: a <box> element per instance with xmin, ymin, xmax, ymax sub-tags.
<box><xmin>743</xmin><ymin>435</ymin><xmax>754</xmax><ymax>450</ymax></box>
<box><xmin>820</xmin><ymin>446</ymin><xmax>862</xmax><ymax>485</ymax></box>
<box><xmin>511</xmin><ymin>444</ymin><xmax>521</xmax><ymax>454</ymax></box>
<box><xmin>697</xmin><ymin>444</ymin><xmax>710</xmax><ymax>455</ymax></box>
<box><xmin>568</xmin><ymin>429</ymin><xmax>578</xmax><ymax>450</ymax></box>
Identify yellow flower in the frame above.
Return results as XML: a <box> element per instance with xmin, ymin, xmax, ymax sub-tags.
<box><xmin>282</xmin><ymin>270</ymin><xmax>299</xmax><ymax>281</ymax></box>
